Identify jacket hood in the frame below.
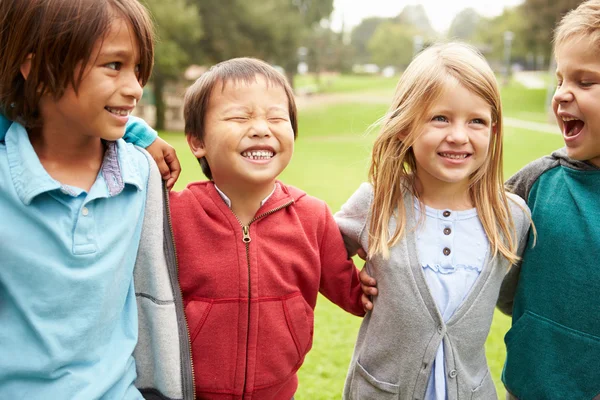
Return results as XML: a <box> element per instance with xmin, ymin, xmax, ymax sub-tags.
<box><xmin>551</xmin><ymin>147</ymin><xmax>600</xmax><ymax>171</ymax></box>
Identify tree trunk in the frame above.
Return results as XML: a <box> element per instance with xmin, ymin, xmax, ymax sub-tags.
<box><xmin>284</xmin><ymin>60</ymin><xmax>296</xmax><ymax>89</ymax></box>
<box><xmin>153</xmin><ymin>74</ymin><xmax>166</xmax><ymax>131</ymax></box>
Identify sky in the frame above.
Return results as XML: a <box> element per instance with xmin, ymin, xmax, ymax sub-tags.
<box><xmin>330</xmin><ymin>0</ymin><xmax>525</xmax><ymax>34</ymax></box>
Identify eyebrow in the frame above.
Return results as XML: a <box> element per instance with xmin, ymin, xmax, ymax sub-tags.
<box><xmin>98</xmin><ymin>49</ymin><xmax>134</xmax><ymax>59</ymax></box>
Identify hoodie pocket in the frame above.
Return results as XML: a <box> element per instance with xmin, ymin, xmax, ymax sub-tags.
<box><xmin>349</xmin><ymin>360</ymin><xmax>400</xmax><ymax>399</ymax></box>
<box><xmin>185</xmin><ymin>299</ymin><xmax>240</xmax><ymax>392</ymax></box>
<box><xmin>504</xmin><ymin>311</ymin><xmax>600</xmax><ymax>399</ymax></box>
<box><xmin>254</xmin><ymin>293</ymin><xmax>314</xmax><ymax>388</ymax></box>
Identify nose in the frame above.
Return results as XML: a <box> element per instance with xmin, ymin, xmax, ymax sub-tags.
<box><xmin>121</xmin><ymin>70</ymin><xmax>144</xmax><ymax>101</ymax></box>
<box><xmin>250</xmin><ymin>118</ymin><xmax>271</xmax><ymax>138</ymax></box>
<box><xmin>553</xmin><ymin>83</ymin><xmax>573</xmax><ymax>104</ymax></box>
<box><xmin>447</xmin><ymin>124</ymin><xmax>469</xmax><ymax>144</ymax></box>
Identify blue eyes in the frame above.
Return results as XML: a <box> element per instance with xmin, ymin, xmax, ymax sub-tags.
<box><xmin>431</xmin><ymin>115</ymin><xmax>486</xmax><ymax>125</ymax></box>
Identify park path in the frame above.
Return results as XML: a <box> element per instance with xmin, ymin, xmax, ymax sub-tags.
<box><xmin>296</xmin><ymin>92</ymin><xmax>559</xmax><ymax>135</ymax></box>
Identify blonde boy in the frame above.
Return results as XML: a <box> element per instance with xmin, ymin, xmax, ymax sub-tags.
<box><xmin>498</xmin><ymin>1</ymin><xmax>600</xmax><ymax>398</ymax></box>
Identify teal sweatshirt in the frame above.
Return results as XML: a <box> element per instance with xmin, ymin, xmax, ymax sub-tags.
<box><xmin>498</xmin><ymin>148</ymin><xmax>600</xmax><ymax>399</ymax></box>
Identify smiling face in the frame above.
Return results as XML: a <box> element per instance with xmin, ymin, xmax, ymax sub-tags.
<box><xmin>37</xmin><ymin>17</ymin><xmax>143</xmax><ymax>141</ymax></box>
<box><xmin>411</xmin><ymin>81</ymin><xmax>493</xmax><ymax>197</ymax></box>
<box><xmin>188</xmin><ymin>75</ymin><xmax>295</xmax><ymax>196</ymax></box>
<box><xmin>553</xmin><ymin>36</ymin><xmax>600</xmax><ymax>167</ymax></box>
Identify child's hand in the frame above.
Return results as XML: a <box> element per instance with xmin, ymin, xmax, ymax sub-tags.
<box><xmin>360</xmin><ymin>265</ymin><xmax>377</xmax><ymax>311</ymax></box>
<box><xmin>146</xmin><ymin>137</ymin><xmax>181</xmax><ymax>189</ymax></box>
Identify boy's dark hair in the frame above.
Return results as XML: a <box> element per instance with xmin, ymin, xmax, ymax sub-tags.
<box><xmin>0</xmin><ymin>0</ymin><xmax>155</xmax><ymax>128</ymax></box>
<box><xmin>183</xmin><ymin>57</ymin><xmax>298</xmax><ymax>180</ymax></box>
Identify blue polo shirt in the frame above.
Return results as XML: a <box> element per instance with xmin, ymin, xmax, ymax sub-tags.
<box><xmin>0</xmin><ymin>122</ymin><xmax>149</xmax><ymax>399</ymax></box>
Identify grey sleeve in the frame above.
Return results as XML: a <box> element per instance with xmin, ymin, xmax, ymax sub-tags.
<box><xmin>505</xmin><ymin>154</ymin><xmax>559</xmax><ymax>202</ymax></box>
<box><xmin>497</xmin><ymin>193</ymin><xmax>532</xmax><ymax>316</ymax></box>
<box><xmin>334</xmin><ymin>182</ymin><xmax>373</xmax><ymax>257</ymax></box>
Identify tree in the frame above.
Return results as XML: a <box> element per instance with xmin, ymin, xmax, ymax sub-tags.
<box><xmin>368</xmin><ymin>22</ymin><xmax>418</xmax><ymax>69</ymax></box>
<box><xmin>448</xmin><ymin>8</ymin><xmax>481</xmax><ymax>41</ymax></box>
<box><xmin>395</xmin><ymin>4</ymin><xmax>436</xmax><ymax>37</ymax></box>
<box><xmin>143</xmin><ymin>0</ymin><xmax>202</xmax><ymax>130</ymax></box>
<box><xmin>520</xmin><ymin>0</ymin><xmax>583</xmax><ymax>60</ymax></box>
<box><xmin>195</xmin><ymin>0</ymin><xmax>334</xmax><ymax>87</ymax></box>
<box><xmin>473</xmin><ymin>6</ymin><xmax>530</xmax><ymax>66</ymax></box>
<box><xmin>350</xmin><ymin>17</ymin><xmax>387</xmax><ymax>64</ymax></box>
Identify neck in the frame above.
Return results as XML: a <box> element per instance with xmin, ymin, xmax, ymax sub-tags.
<box><xmin>216</xmin><ymin>180</ymin><xmax>276</xmax><ymax>226</ymax></box>
<box><xmin>29</xmin><ymin>126</ymin><xmax>105</xmax><ymax>192</ymax></box>
<box><xmin>415</xmin><ymin>179</ymin><xmax>473</xmax><ymax>210</ymax></box>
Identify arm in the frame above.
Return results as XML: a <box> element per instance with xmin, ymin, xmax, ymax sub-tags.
<box><xmin>319</xmin><ymin>202</ymin><xmax>365</xmax><ymax>317</ymax></box>
<box><xmin>497</xmin><ymin>194</ymin><xmax>532</xmax><ymax>315</ymax></box>
<box><xmin>125</xmin><ymin>116</ymin><xmax>181</xmax><ymax>189</ymax></box>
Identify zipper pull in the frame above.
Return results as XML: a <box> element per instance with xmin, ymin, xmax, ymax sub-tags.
<box><xmin>242</xmin><ymin>225</ymin><xmax>251</xmax><ymax>243</ymax></box>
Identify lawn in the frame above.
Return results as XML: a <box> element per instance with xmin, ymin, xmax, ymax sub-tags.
<box><xmin>161</xmin><ymin>78</ymin><xmax>564</xmax><ymax>399</ymax></box>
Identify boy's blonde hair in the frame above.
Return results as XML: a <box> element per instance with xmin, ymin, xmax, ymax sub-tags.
<box><xmin>554</xmin><ymin>0</ymin><xmax>600</xmax><ymax>52</ymax></box>
<box><xmin>368</xmin><ymin>42</ymin><xmax>520</xmax><ymax>264</ymax></box>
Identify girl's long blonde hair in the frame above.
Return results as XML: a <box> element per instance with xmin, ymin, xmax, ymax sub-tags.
<box><xmin>368</xmin><ymin>42</ymin><xmax>520</xmax><ymax>264</ymax></box>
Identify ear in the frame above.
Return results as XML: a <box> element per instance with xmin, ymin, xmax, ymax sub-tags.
<box><xmin>20</xmin><ymin>54</ymin><xmax>34</xmax><ymax>80</ymax></box>
<box><xmin>186</xmin><ymin>134</ymin><xmax>207</xmax><ymax>159</ymax></box>
<box><xmin>491</xmin><ymin>123</ymin><xmax>498</xmax><ymax>135</ymax></box>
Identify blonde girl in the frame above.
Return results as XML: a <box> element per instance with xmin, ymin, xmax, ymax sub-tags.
<box><xmin>336</xmin><ymin>42</ymin><xmax>531</xmax><ymax>400</ymax></box>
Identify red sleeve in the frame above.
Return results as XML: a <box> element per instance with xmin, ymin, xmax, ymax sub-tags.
<box><xmin>318</xmin><ymin>202</ymin><xmax>365</xmax><ymax>317</ymax></box>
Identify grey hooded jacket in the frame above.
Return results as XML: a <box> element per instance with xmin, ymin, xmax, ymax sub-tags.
<box><xmin>133</xmin><ymin>150</ymin><xmax>194</xmax><ymax>400</ymax></box>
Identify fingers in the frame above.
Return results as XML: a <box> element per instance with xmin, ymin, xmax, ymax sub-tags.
<box><xmin>356</xmin><ymin>248</ymin><xmax>367</xmax><ymax>260</ymax></box>
<box><xmin>359</xmin><ymin>267</ymin><xmax>376</xmax><ymax>287</ymax></box>
<box><xmin>163</xmin><ymin>149</ymin><xmax>181</xmax><ymax>190</ymax></box>
<box><xmin>362</xmin><ymin>294</ymin><xmax>373</xmax><ymax>312</ymax></box>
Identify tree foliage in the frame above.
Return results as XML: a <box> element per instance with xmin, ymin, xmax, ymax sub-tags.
<box><xmin>520</xmin><ymin>0</ymin><xmax>584</xmax><ymax>58</ymax></box>
<box><xmin>194</xmin><ymin>0</ymin><xmax>333</xmax><ymax>86</ymax></box>
<box><xmin>349</xmin><ymin>17</ymin><xmax>388</xmax><ymax>64</ymax></box>
<box><xmin>142</xmin><ymin>0</ymin><xmax>202</xmax><ymax>129</ymax></box>
<box><xmin>448</xmin><ymin>8</ymin><xmax>481</xmax><ymax>41</ymax></box>
<box><xmin>368</xmin><ymin>22</ymin><xmax>419</xmax><ymax>69</ymax></box>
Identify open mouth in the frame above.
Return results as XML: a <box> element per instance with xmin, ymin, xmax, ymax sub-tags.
<box><xmin>438</xmin><ymin>152</ymin><xmax>470</xmax><ymax>160</ymax></box>
<box><xmin>105</xmin><ymin>107</ymin><xmax>132</xmax><ymax>117</ymax></box>
<box><xmin>241</xmin><ymin>150</ymin><xmax>275</xmax><ymax>160</ymax></box>
<box><xmin>562</xmin><ymin>117</ymin><xmax>584</xmax><ymax>137</ymax></box>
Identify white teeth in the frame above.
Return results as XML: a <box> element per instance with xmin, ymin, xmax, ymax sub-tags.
<box><xmin>241</xmin><ymin>150</ymin><xmax>274</xmax><ymax>160</ymax></box>
<box><xmin>106</xmin><ymin>107</ymin><xmax>131</xmax><ymax>116</ymax></box>
<box><xmin>440</xmin><ymin>153</ymin><xmax>468</xmax><ymax>159</ymax></box>
<box><xmin>562</xmin><ymin>116</ymin><xmax>580</xmax><ymax>122</ymax></box>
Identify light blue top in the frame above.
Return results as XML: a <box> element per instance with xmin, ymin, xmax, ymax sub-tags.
<box><xmin>0</xmin><ymin>114</ymin><xmax>157</xmax><ymax>146</ymax></box>
<box><xmin>414</xmin><ymin>201</ymin><xmax>488</xmax><ymax>400</ymax></box>
<box><xmin>0</xmin><ymin>122</ymin><xmax>150</xmax><ymax>399</ymax></box>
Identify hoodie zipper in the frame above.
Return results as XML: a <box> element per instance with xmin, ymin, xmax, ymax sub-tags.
<box><xmin>163</xmin><ymin>185</ymin><xmax>196</xmax><ymax>399</ymax></box>
<box><xmin>234</xmin><ymin>200</ymin><xmax>294</xmax><ymax>398</ymax></box>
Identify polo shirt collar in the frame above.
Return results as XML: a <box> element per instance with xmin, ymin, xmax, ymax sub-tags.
<box><xmin>6</xmin><ymin>122</ymin><xmax>143</xmax><ymax>205</ymax></box>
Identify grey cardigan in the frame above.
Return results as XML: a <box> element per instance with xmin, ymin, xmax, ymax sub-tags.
<box><xmin>335</xmin><ymin>183</ymin><xmax>530</xmax><ymax>400</ymax></box>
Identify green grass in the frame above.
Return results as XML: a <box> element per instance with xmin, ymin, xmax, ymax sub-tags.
<box><xmin>500</xmin><ymin>81</ymin><xmax>551</xmax><ymax>123</ymax></box>
<box><xmin>295</xmin><ymin>74</ymin><xmax>397</xmax><ymax>96</ymax></box>
<box><xmin>160</xmin><ymin>81</ymin><xmax>565</xmax><ymax>399</ymax></box>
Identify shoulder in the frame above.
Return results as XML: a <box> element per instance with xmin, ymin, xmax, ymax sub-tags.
<box><xmin>505</xmin><ymin>192</ymin><xmax>531</xmax><ymax>237</ymax></box>
<box><xmin>124</xmin><ymin>141</ymin><xmax>153</xmax><ymax>182</ymax></box>
<box><xmin>506</xmin><ymin>151</ymin><xmax>561</xmax><ymax>201</ymax></box>
<box><xmin>281</xmin><ymin>183</ymin><xmax>328</xmax><ymax>214</ymax></box>
<box><xmin>169</xmin><ymin>180</ymin><xmax>213</xmax><ymax>207</ymax></box>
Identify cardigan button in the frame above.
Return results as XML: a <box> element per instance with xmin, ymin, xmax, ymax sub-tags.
<box><xmin>449</xmin><ymin>369</ymin><xmax>457</xmax><ymax>378</ymax></box>
<box><xmin>437</xmin><ymin>325</ymin><xmax>443</xmax><ymax>334</ymax></box>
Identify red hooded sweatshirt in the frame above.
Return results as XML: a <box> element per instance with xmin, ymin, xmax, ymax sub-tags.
<box><xmin>169</xmin><ymin>181</ymin><xmax>364</xmax><ymax>400</ymax></box>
